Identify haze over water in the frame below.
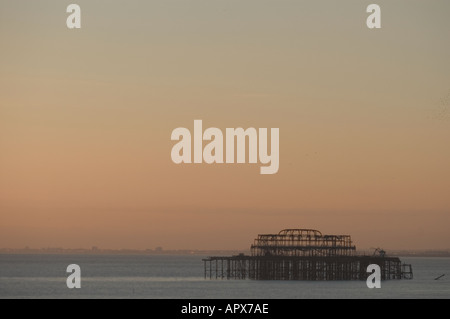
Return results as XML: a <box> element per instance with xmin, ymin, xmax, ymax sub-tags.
<box><xmin>1</xmin><ymin>1</ymin><xmax>449</xmax><ymax>300</ymax></box>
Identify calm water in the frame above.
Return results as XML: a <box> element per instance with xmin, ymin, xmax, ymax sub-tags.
<box><xmin>0</xmin><ymin>254</ymin><xmax>449</xmax><ymax>299</ymax></box>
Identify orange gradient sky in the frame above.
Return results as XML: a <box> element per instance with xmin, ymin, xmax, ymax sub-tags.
<box><xmin>1</xmin><ymin>1</ymin><xmax>450</xmax><ymax>250</ymax></box>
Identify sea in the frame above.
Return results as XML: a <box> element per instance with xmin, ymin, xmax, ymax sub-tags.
<box><xmin>0</xmin><ymin>254</ymin><xmax>449</xmax><ymax>299</ymax></box>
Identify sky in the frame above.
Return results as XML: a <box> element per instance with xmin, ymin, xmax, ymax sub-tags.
<box><xmin>1</xmin><ymin>1</ymin><xmax>449</xmax><ymax>251</ymax></box>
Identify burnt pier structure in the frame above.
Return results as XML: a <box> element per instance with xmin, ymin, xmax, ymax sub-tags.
<box><xmin>203</xmin><ymin>229</ymin><xmax>413</xmax><ymax>281</ymax></box>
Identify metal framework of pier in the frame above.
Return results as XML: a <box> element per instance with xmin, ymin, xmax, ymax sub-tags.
<box><xmin>203</xmin><ymin>229</ymin><xmax>413</xmax><ymax>281</ymax></box>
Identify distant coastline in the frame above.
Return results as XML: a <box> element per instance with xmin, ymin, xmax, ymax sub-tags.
<box><xmin>1</xmin><ymin>247</ymin><xmax>450</xmax><ymax>257</ymax></box>
<box><xmin>0</xmin><ymin>247</ymin><xmax>249</xmax><ymax>256</ymax></box>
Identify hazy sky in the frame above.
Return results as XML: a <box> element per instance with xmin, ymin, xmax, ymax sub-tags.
<box><xmin>1</xmin><ymin>1</ymin><xmax>449</xmax><ymax>250</ymax></box>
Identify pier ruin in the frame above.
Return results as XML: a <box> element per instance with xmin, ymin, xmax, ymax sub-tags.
<box><xmin>203</xmin><ymin>229</ymin><xmax>413</xmax><ymax>281</ymax></box>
